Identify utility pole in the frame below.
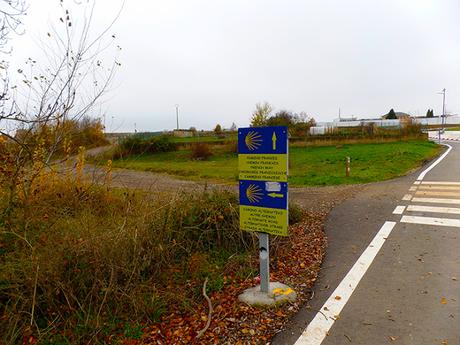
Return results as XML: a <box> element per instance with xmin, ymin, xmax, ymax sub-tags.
<box><xmin>438</xmin><ymin>88</ymin><xmax>446</xmax><ymax>144</ymax></box>
<box><xmin>442</xmin><ymin>88</ymin><xmax>446</xmax><ymax>130</ymax></box>
<box><xmin>175</xmin><ymin>104</ymin><xmax>179</xmax><ymax>130</ymax></box>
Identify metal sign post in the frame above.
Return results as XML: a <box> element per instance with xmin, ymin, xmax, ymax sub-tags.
<box><xmin>237</xmin><ymin>126</ymin><xmax>295</xmax><ymax>305</ymax></box>
<box><xmin>259</xmin><ymin>232</ymin><xmax>269</xmax><ymax>293</ymax></box>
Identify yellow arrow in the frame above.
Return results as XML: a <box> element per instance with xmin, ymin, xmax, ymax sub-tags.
<box><xmin>268</xmin><ymin>193</ymin><xmax>283</xmax><ymax>198</ymax></box>
<box><xmin>272</xmin><ymin>132</ymin><xmax>277</xmax><ymax>150</ymax></box>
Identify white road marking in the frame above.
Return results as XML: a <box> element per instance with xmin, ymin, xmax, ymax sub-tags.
<box><xmin>407</xmin><ymin>205</ymin><xmax>460</xmax><ymax>215</ymax></box>
<box><xmin>411</xmin><ymin>197</ymin><xmax>460</xmax><ymax>205</ymax></box>
<box><xmin>393</xmin><ymin>206</ymin><xmax>406</xmax><ymax>215</ymax></box>
<box><xmin>421</xmin><ymin>181</ymin><xmax>460</xmax><ymax>186</ymax></box>
<box><xmin>409</xmin><ymin>186</ymin><xmax>417</xmax><ymax>192</ymax></box>
<box><xmin>402</xmin><ymin>194</ymin><xmax>413</xmax><ymax>201</ymax></box>
<box><xmin>416</xmin><ymin>144</ymin><xmax>452</xmax><ymax>181</ymax></box>
<box><xmin>293</xmin><ymin>222</ymin><xmax>396</xmax><ymax>345</ymax></box>
<box><xmin>418</xmin><ymin>185</ymin><xmax>460</xmax><ymax>191</ymax></box>
<box><xmin>401</xmin><ymin>215</ymin><xmax>460</xmax><ymax>228</ymax></box>
<box><xmin>413</xmin><ymin>181</ymin><xmax>421</xmax><ymax>185</ymax></box>
<box><xmin>415</xmin><ymin>191</ymin><xmax>460</xmax><ymax>197</ymax></box>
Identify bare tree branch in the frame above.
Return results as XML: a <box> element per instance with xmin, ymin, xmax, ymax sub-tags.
<box><xmin>0</xmin><ymin>0</ymin><xmax>27</xmax><ymax>52</ymax></box>
<box><xmin>0</xmin><ymin>0</ymin><xmax>122</xmax><ymax>207</ymax></box>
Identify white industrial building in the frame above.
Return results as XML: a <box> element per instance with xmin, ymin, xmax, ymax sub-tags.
<box><xmin>310</xmin><ymin>115</ymin><xmax>460</xmax><ymax>135</ymax></box>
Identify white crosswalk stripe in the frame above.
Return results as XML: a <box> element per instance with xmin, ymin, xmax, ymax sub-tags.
<box><xmin>421</xmin><ymin>181</ymin><xmax>460</xmax><ymax>186</ymax></box>
<box><xmin>401</xmin><ymin>215</ymin><xmax>460</xmax><ymax>228</ymax></box>
<box><xmin>415</xmin><ymin>191</ymin><xmax>460</xmax><ymax>197</ymax></box>
<box><xmin>418</xmin><ymin>185</ymin><xmax>460</xmax><ymax>191</ymax></box>
<box><xmin>406</xmin><ymin>205</ymin><xmax>460</xmax><ymax>215</ymax></box>
<box><xmin>393</xmin><ymin>206</ymin><xmax>406</xmax><ymax>215</ymax></box>
<box><xmin>411</xmin><ymin>197</ymin><xmax>460</xmax><ymax>205</ymax></box>
<box><xmin>399</xmin><ymin>181</ymin><xmax>460</xmax><ymax>228</ymax></box>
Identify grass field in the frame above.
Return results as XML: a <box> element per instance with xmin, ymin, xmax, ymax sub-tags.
<box><xmin>446</xmin><ymin>126</ymin><xmax>460</xmax><ymax>131</ymax></box>
<box><xmin>111</xmin><ymin>140</ymin><xmax>441</xmax><ymax>186</ymax></box>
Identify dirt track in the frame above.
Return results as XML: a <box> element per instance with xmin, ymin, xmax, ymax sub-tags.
<box><xmin>78</xmin><ymin>145</ymin><xmax>362</xmax><ymax>209</ymax></box>
<box><xmin>82</xmin><ymin>164</ymin><xmax>360</xmax><ymax>212</ymax></box>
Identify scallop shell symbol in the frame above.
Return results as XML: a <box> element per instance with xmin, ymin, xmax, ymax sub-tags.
<box><xmin>245</xmin><ymin>131</ymin><xmax>263</xmax><ymax>151</ymax></box>
<box><xmin>246</xmin><ymin>184</ymin><xmax>263</xmax><ymax>203</ymax></box>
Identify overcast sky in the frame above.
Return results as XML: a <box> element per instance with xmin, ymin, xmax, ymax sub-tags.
<box><xmin>9</xmin><ymin>0</ymin><xmax>460</xmax><ymax>132</ymax></box>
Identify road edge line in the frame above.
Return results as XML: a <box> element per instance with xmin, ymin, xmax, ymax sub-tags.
<box><xmin>293</xmin><ymin>221</ymin><xmax>397</xmax><ymax>345</ymax></box>
<box><xmin>416</xmin><ymin>143</ymin><xmax>452</xmax><ymax>181</ymax></box>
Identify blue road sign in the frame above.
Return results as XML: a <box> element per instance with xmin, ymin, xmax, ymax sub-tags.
<box><xmin>238</xmin><ymin>126</ymin><xmax>288</xmax><ymax>155</ymax></box>
<box><xmin>238</xmin><ymin>126</ymin><xmax>289</xmax><ymax>236</ymax></box>
<box><xmin>239</xmin><ymin>180</ymin><xmax>288</xmax><ymax>210</ymax></box>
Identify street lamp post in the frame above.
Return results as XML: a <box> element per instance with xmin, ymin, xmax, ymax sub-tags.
<box><xmin>438</xmin><ymin>89</ymin><xmax>446</xmax><ymax>144</ymax></box>
<box><xmin>175</xmin><ymin>104</ymin><xmax>179</xmax><ymax>130</ymax></box>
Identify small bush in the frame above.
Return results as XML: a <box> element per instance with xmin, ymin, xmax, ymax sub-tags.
<box><xmin>117</xmin><ymin>135</ymin><xmax>177</xmax><ymax>157</ymax></box>
<box><xmin>191</xmin><ymin>142</ymin><xmax>212</xmax><ymax>160</ymax></box>
<box><xmin>289</xmin><ymin>202</ymin><xmax>304</xmax><ymax>224</ymax></box>
<box><xmin>224</xmin><ymin>139</ymin><xmax>238</xmax><ymax>154</ymax></box>
<box><xmin>401</xmin><ymin>120</ymin><xmax>423</xmax><ymax>136</ymax></box>
<box><xmin>149</xmin><ymin>135</ymin><xmax>178</xmax><ymax>152</ymax></box>
<box><xmin>118</xmin><ymin>135</ymin><xmax>144</xmax><ymax>154</ymax></box>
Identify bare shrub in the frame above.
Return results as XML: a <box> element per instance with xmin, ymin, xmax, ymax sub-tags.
<box><xmin>191</xmin><ymin>142</ymin><xmax>213</xmax><ymax>160</ymax></box>
<box><xmin>224</xmin><ymin>139</ymin><xmax>237</xmax><ymax>154</ymax></box>
<box><xmin>0</xmin><ymin>0</ymin><xmax>121</xmax><ymax>209</ymax></box>
<box><xmin>401</xmin><ymin>119</ymin><xmax>423</xmax><ymax>136</ymax></box>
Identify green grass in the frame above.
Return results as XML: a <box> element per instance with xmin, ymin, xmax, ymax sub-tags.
<box><xmin>111</xmin><ymin>140</ymin><xmax>441</xmax><ymax>186</ymax></box>
<box><xmin>288</xmin><ymin>140</ymin><xmax>439</xmax><ymax>185</ymax></box>
<box><xmin>113</xmin><ymin>147</ymin><xmax>239</xmax><ymax>181</ymax></box>
<box><xmin>446</xmin><ymin>126</ymin><xmax>460</xmax><ymax>131</ymax></box>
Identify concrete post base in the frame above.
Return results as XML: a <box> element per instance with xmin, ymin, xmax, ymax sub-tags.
<box><xmin>238</xmin><ymin>282</ymin><xmax>296</xmax><ymax>307</ymax></box>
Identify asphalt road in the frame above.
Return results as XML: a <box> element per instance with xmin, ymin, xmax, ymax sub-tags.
<box><xmin>273</xmin><ymin>140</ymin><xmax>460</xmax><ymax>345</ymax></box>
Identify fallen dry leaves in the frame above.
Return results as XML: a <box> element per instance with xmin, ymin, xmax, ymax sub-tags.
<box><xmin>130</xmin><ymin>208</ymin><xmax>330</xmax><ymax>345</ymax></box>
